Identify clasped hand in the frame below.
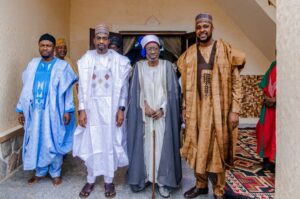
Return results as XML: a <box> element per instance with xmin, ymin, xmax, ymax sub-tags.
<box><xmin>144</xmin><ymin>101</ymin><xmax>164</xmax><ymax>120</ymax></box>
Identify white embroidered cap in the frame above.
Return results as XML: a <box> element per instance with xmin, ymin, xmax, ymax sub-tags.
<box><xmin>141</xmin><ymin>35</ymin><xmax>160</xmax><ymax>48</ymax></box>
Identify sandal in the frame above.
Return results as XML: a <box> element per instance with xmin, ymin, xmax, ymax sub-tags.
<box><xmin>52</xmin><ymin>176</ymin><xmax>62</xmax><ymax>186</ymax></box>
<box><xmin>28</xmin><ymin>176</ymin><xmax>44</xmax><ymax>185</ymax></box>
<box><xmin>79</xmin><ymin>183</ymin><xmax>95</xmax><ymax>198</ymax></box>
<box><xmin>104</xmin><ymin>183</ymin><xmax>116</xmax><ymax>198</ymax></box>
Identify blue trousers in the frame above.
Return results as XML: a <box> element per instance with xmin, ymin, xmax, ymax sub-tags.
<box><xmin>35</xmin><ymin>155</ymin><xmax>63</xmax><ymax>178</ymax></box>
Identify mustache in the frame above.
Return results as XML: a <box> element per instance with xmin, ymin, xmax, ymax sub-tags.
<box><xmin>41</xmin><ymin>55</ymin><xmax>51</xmax><ymax>59</ymax></box>
<box><xmin>198</xmin><ymin>34</ymin><xmax>212</xmax><ymax>43</ymax></box>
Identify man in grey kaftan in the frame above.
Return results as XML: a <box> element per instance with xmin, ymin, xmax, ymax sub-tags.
<box><xmin>127</xmin><ymin>35</ymin><xmax>182</xmax><ymax>198</ymax></box>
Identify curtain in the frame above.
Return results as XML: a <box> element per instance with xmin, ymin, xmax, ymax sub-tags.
<box><xmin>162</xmin><ymin>37</ymin><xmax>181</xmax><ymax>58</ymax></box>
<box><xmin>123</xmin><ymin>36</ymin><xmax>137</xmax><ymax>55</ymax></box>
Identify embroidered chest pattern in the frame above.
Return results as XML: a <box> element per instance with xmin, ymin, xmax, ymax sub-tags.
<box><xmin>203</xmin><ymin>73</ymin><xmax>211</xmax><ymax>97</ymax></box>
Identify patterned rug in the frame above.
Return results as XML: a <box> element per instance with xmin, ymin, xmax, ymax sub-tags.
<box><xmin>225</xmin><ymin>129</ymin><xmax>275</xmax><ymax>199</ymax></box>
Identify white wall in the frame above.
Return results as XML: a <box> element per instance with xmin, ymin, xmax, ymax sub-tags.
<box><xmin>215</xmin><ymin>0</ymin><xmax>276</xmax><ymax>62</ymax></box>
<box><xmin>69</xmin><ymin>0</ymin><xmax>270</xmax><ymax>75</ymax></box>
<box><xmin>0</xmin><ymin>0</ymin><xmax>70</xmax><ymax>132</ymax></box>
<box><xmin>255</xmin><ymin>0</ymin><xmax>276</xmax><ymax>22</ymax></box>
<box><xmin>276</xmin><ymin>0</ymin><xmax>300</xmax><ymax>198</ymax></box>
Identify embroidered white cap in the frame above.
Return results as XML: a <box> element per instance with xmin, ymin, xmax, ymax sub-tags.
<box><xmin>141</xmin><ymin>35</ymin><xmax>160</xmax><ymax>48</ymax></box>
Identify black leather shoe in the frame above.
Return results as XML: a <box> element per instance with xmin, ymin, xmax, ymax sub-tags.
<box><xmin>130</xmin><ymin>181</ymin><xmax>151</xmax><ymax>193</ymax></box>
<box><xmin>130</xmin><ymin>184</ymin><xmax>145</xmax><ymax>192</ymax></box>
<box><xmin>184</xmin><ymin>186</ymin><xmax>208</xmax><ymax>198</ymax></box>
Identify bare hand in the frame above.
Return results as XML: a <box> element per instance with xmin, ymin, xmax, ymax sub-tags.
<box><xmin>264</xmin><ymin>96</ymin><xmax>276</xmax><ymax>108</ymax></box>
<box><xmin>116</xmin><ymin>110</ymin><xmax>124</xmax><ymax>127</ymax></box>
<box><xmin>144</xmin><ymin>101</ymin><xmax>155</xmax><ymax>117</ymax></box>
<box><xmin>230</xmin><ymin>112</ymin><xmax>239</xmax><ymax>129</ymax></box>
<box><xmin>152</xmin><ymin>109</ymin><xmax>164</xmax><ymax>120</ymax></box>
<box><xmin>63</xmin><ymin>113</ymin><xmax>71</xmax><ymax>125</ymax></box>
<box><xmin>18</xmin><ymin>113</ymin><xmax>25</xmax><ymax>125</ymax></box>
<box><xmin>79</xmin><ymin>110</ymin><xmax>87</xmax><ymax>128</ymax></box>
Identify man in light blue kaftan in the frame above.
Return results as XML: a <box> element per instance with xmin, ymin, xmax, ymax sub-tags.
<box><xmin>16</xmin><ymin>34</ymin><xmax>78</xmax><ymax>186</ymax></box>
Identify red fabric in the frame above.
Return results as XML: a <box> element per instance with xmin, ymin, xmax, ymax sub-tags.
<box><xmin>256</xmin><ymin>65</ymin><xmax>276</xmax><ymax>162</ymax></box>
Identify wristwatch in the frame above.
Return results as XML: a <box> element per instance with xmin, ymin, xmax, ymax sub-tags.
<box><xmin>119</xmin><ymin>106</ymin><xmax>126</xmax><ymax>111</ymax></box>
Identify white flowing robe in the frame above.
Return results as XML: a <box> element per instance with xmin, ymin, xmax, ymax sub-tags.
<box><xmin>16</xmin><ymin>58</ymin><xmax>78</xmax><ymax>170</ymax></box>
<box><xmin>138</xmin><ymin>60</ymin><xmax>167</xmax><ymax>182</ymax></box>
<box><xmin>73</xmin><ymin>49</ymin><xmax>131</xmax><ymax>178</ymax></box>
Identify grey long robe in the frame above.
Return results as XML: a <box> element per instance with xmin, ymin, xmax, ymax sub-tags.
<box><xmin>127</xmin><ymin>60</ymin><xmax>182</xmax><ymax>188</ymax></box>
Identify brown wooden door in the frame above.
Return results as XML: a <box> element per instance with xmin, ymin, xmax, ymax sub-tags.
<box><xmin>181</xmin><ymin>32</ymin><xmax>196</xmax><ymax>52</ymax></box>
<box><xmin>89</xmin><ymin>28</ymin><xmax>95</xmax><ymax>50</ymax></box>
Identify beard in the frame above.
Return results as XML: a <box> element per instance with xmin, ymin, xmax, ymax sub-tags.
<box><xmin>41</xmin><ymin>54</ymin><xmax>51</xmax><ymax>59</ymax></box>
<box><xmin>198</xmin><ymin>34</ymin><xmax>212</xmax><ymax>44</ymax></box>
<box><xmin>96</xmin><ymin>45</ymin><xmax>108</xmax><ymax>54</ymax></box>
<box><xmin>40</xmin><ymin>49</ymin><xmax>54</xmax><ymax>60</ymax></box>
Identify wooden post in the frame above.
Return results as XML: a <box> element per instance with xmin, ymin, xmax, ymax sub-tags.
<box><xmin>152</xmin><ymin>130</ymin><xmax>156</xmax><ymax>199</ymax></box>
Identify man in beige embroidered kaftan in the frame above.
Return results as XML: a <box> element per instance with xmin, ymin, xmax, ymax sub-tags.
<box><xmin>178</xmin><ymin>13</ymin><xmax>245</xmax><ymax>199</ymax></box>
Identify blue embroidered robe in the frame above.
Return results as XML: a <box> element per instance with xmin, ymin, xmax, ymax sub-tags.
<box><xmin>16</xmin><ymin>57</ymin><xmax>78</xmax><ymax>170</ymax></box>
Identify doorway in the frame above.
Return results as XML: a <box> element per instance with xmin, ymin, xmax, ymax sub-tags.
<box><xmin>89</xmin><ymin>29</ymin><xmax>196</xmax><ymax>65</ymax></box>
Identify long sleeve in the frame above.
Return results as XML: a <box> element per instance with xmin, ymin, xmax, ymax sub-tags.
<box><xmin>231</xmin><ymin>67</ymin><xmax>242</xmax><ymax>114</ymax></box>
<box><xmin>77</xmin><ymin>53</ymin><xmax>90</xmax><ymax>111</ymax></box>
<box><xmin>230</xmin><ymin>48</ymin><xmax>245</xmax><ymax>114</ymax></box>
<box><xmin>160</xmin><ymin>64</ymin><xmax>168</xmax><ymax>111</ymax></box>
<box><xmin>177</xmin><ymin>52</ymin><xmax>187</xmax><ymax>109</ymax></box>
<box><xmin>15</xmin><ymin>64</ymin><xmax>30</xmax><ymax>113</ymax></box>
<box><xmin>77</xmin><ymin>76</ymin><xmax>85</xmax><ymax>111</ymax></box>
<box><xmin>118</xmin><ymin>64</ymin><xmax>131</xmax><ymax>108</ymax></box>
<box><xmin>160</xmin><ymin>100</ymin><xmax>167</xmax><ymax>111</ymax></box>
<box><xmin>16</xmin><ymin>105</ymin><xmax>23</xmax><ymax>113</ymax></box>
<box><xmin>64</xmin><ymin>86</ymin><xmax>75</xmax><ymax>112</ymax></box>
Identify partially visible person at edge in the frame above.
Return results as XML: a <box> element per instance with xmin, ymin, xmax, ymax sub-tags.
<box><xmin>16</xmin><ymin>33</ymin><xmax>78</xmax><ymax>186</ymax></box>
<box><xmin>177</xmin><ymin>13</ymin><xmax>246</xmax><ymax>199</ymax></box>
<box><xmin>256</xmin><ymin>60</ymin><xmax>276</xmax><ymax>172</ymax></box>
<box><xmin>55</xmin><ymin>38</ymin><xmax>79</xmax><ymax>124</ymax></box>
<box><xmin>108</xmin><ymin>35</ymin><xmax>122</xmax><ymax>54</ymax></box>
<box><xmin>127</xmin><ymin>35</ymin><xmax>182</xmax><ymax>198</ymax></box>
<box><xmin>73</xmin><ymin>24</ymin><xmax>131</xmax><ymax>198</ymax></box>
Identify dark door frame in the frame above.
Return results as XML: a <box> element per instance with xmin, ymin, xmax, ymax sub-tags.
<box><xmin>89</xmin><ymin>29</ymin><xmax>195</xmax><ymax>52</ymax></box>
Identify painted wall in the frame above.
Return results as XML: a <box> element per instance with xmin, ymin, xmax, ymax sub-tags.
<box><xmin>215</xmin><ymin>0</ymin><xmax>276</xmax><ymax>61</ymax></box>
<box><xmin>276</xmin><ymin>0</ymin><xmax>300</xmax><ymax>198</ymax></box>
<box><xmin>70</xmin><ymin>0</ymin><xmax>271</xmax><ymax>75</ymax></box>
<box><xmin>255</xmin><ymin>0</ymin><xmax>276</xmax><ymax>22</ymax></box>
<box><xmin>0</xmin><ymin>0</ymin><xmax>274</xmax><ymax>132</ymax></box>
<box><xmin>0</xmin><ymin>0</ymin><xmax>70</xmax><ymax>132</ymax></box>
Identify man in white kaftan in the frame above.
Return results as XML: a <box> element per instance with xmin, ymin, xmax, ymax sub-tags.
<box><xmin>140</xmin><ymin>59</ymin><xmax>167</xmax><ymax>184</ymax></box>
<box><xmin>73</xmin><ymin>24</ymin><xmax>131</xmax><ymax>198</ymax></box>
